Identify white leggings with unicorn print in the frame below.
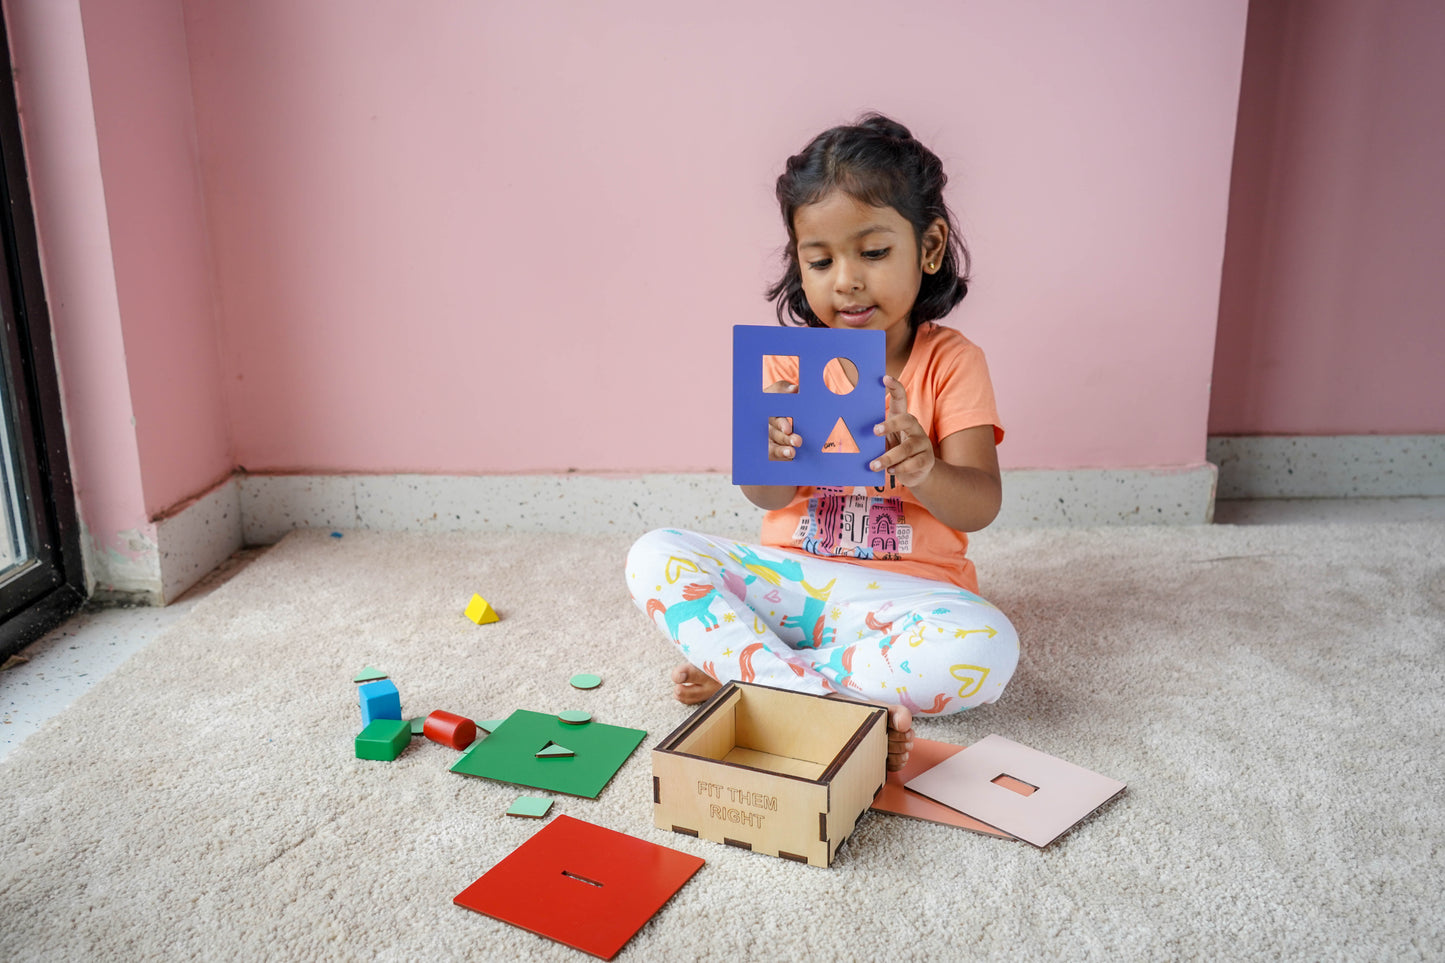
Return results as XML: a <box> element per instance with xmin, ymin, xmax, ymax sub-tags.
<box><xmin>625</xmin><ymin>529</ymin><xmax>1019</xmax><ymax>716</ymax></box>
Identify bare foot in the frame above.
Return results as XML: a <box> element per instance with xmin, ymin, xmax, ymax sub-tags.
<box><xmin>671</xmin><ymin>664</ymin><xmax>721</xmax><ymax>705</ymax></box>
<box><xmin>886</xmin><ymin>703</ymin><xmax>914</xmax><ymax>772</ymax></box>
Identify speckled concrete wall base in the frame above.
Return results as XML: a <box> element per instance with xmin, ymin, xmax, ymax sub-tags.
<box><xmin>232</xmin><ymin>466</ymin><xmax>1218</xmax><ymax>546</ymax></box>
<box><xmin>142</xmin><ymin>464</ymin><xmax>1215</xmax><ymax>604</ymax></box>
<box><xmin>155</xmin><ymin>477</ymin><xmax>244</xmax><ymax>603</ymax></box>
<box><xmin>1209</xmin><ymin>435</ymin><xmax>1445</xmax><ymax>499</ymax></box>
<box><xmin>995</xmin><ymin>464</ymin><xmax>1217</xmax><ymax>526</ymax></box>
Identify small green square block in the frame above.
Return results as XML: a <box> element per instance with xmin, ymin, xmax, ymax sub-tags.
<box><xmin>356</xmin><ymin>718</ymin><xmax>411</xmax><ymax>761</ymax></box>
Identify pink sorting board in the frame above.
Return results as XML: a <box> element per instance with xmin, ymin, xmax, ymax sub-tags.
<box><xmin>903</xmin><ymin>734</ymin><xmax>1125</xmax><ymax>847</ymax></box>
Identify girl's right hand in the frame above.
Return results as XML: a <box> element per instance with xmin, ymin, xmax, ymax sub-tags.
<box><xmin>766</xmin><ymin>381</ymin><xmax>800</xmax><ymax>461</ymax></box>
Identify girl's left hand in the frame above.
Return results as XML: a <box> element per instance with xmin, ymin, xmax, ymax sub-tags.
<box><xmin>871</xmin><ymin>376</ymin><xmax>935</xmax><ymax>488</ymax></box>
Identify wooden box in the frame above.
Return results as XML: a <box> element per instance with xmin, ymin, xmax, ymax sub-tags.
<box><xmin>651</xmin><ymin>681</ymin><xmax>888</xmax><ymax>867</ymax></box>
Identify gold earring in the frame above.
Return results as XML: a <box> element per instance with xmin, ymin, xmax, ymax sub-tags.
<box><xmin>928</xmin><ymin>262</ymin><xmax>937</xmax><ymax>271</ymax></box>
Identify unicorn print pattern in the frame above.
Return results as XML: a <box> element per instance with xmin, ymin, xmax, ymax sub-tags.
<box><xmin>627</xmin><ymin>529</ymin><xmax>1019</xmax><ymax>714</ymax></box>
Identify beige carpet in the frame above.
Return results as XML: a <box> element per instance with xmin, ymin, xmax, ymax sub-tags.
<box><xmin>1</xmin><ymin>524</ymin><xmax>1441</xmax><ymax>961</ymax></box>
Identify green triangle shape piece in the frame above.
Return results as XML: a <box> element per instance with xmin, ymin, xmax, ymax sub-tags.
<box><xmin>353</xmin><ymin>666</ymin><xmax>388</xmax><ymax>683</ymax></box>
<box><xmin>535</xmin><ymin>743</ymin><xmax>575</xmax><ymax>758</ymax></box>
<box><xmin>477</xmin><ymin>719</ymin><xmax>507</xmax><ymax>733</ymax></box>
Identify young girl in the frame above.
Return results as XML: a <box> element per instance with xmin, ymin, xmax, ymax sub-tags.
<box><xmin>626</xmin><ymin>114</ymin><xmax>1018</xmax><ymax>771</ymax></box>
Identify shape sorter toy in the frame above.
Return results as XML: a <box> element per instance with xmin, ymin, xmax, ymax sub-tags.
<box><xmin>651</xmin><ymin>681</ymin><xmax>887</xmax><ymax>867</ymax></box>
<box><xmin>904</xmin><ymin>734</ymin><xmax>1127</xmax><ymax>847</ymax></box>
<box><xmin>732</xmin><ymin>324</ymin><xmax>887</xmax><ymax>487</ymax></box>
<box><xmin>454</xmin><ymin>814</ymin><xmax>704</xmax><ymax>960</ymax></box>
<box><xmin>450</xmin><ymin>710</ymin><xmax>646</xmax><ymax>798</ymax></box>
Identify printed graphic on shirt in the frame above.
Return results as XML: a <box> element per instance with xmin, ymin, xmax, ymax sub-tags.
<box><xmin>791</xmin><ymin>486</ymin><xmax>913</xmax><ymax>560</ymax></box>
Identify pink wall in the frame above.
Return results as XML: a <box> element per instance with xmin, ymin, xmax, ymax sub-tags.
<box><xmin>6</xmin><ymin>0</ymin><xmax>229</xmax><ymax>534</ymax></box>
<box><xmin>1211</xmin><ymin>0</ymin><xmax>1445</xmax><ymax>436</ymax></box>
<box><xmin>3</xmin><ymin>0</ymin><xmax>154</xmax><ymax>568</ymax></box>
<box><xmin>185</xmin><ymin>0</ymin><xmax>1248</xmax><ymax>473</ymax></box>
<box><xmin>10</xmin><ymin>0</ymin><xmax>1250</xmax><ymax>579</ymax></box>
<box><xmin>79</xmin><ymin>0</ymin><xmax>232</xmax><ymax>514</ymax></box>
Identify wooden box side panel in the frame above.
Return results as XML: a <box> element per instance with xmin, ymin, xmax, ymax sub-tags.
<box><xmin>823</xmin><ymin>710</ymin><xmax>889</xmax><ymax>854</ymax></box>
<box><xmin>653</xmin><ymin>749</ymin><xmax>829</xmax><ymax>865</ymax></box>
<box><xmin>732</xmin><ymin>684</ymin><xmax>877</xmax><ymax>767</ymax></box>
<box><xmin>670</xmin><ymin>694</ymin><xmax>737</xmax><ymax>761</ymax></box>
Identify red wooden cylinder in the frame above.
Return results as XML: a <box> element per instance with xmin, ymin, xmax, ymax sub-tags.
<box><xmin>423</xmin><ymin>710</ymin><xmax>478</xmax><ymax>750</ymax></box>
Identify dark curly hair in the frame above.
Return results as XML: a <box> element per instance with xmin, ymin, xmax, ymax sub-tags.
<box><xmin>766</xmin><ymin>113</ymin><xmax>970</xmax><ymax>329</ymax></box>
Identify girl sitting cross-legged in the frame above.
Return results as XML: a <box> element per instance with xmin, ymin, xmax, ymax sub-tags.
<box><xmin>626</xmin><ymin>113</ymin><xmax>1019</xmax><ymax>772</ymax></box>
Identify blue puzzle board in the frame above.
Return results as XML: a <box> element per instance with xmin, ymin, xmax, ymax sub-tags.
<box><xmin>732</xmin><ymin>325</ymin><xmax>887</xmax><ymax>487</ymax></box>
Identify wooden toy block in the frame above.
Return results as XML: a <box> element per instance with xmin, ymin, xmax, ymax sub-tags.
<box><xmin>870</xmin><ymin>738</ymin><xmax>1015</xmax><ymax>839</ymax></box>
<box><xmin>535</xmin><ymin>743</ymin><xmax>575</xmax><ymax>758</ymax></box>
<box><xmin>557</xmin><ymin>710</ymin><xmax>592</xmax><ymax>725</ymax></box>
<box><xmin>651</xmin><ymin>681</ymin><xmax>887</xmax><ymax>867</ymax></box>
<box><xmin>454</xmin><ymin>814</ymin><xmax>704</xmax><ymax>960</ymax></box>
<box><xmin>358</xmin><ymin>679</ymin><xmax>401</xmax><ymax>726</ymax></box>
<box><xmin>464</xmin><ymin>593</ymin><xmax>499</xmax><ymax>625</ymax></box>
<box><xmin>505</xmin><ymin>796</ymin><xmax>554</xmax><ymax>819</ymax></box>
<box><xmin>451</xmin><ymin>710</ymin><xmax>645</xmax><ymax>798</ymax></box>
<box><xmin>569</xmin><ymin>673</ymin><xmax>602</xmax><ymax>690</ymax></box>
<box><xmin>732</xmin><ymin>325</ymin><xmax>887</xmax><ymax>487</ymax></box>
<box><xmin>355</xmin><ymin>718</ymin><xmax>411</xmax><ymax>761</ymax></box>
<box><xmin>409</xmin><ymin>717</ymin><xmax>427</xmax><ymax>735</ymax></box>
<box><xmin>904</xmin><ymin>734</ymin><xmax>1127</xmax><ymax>847</ymax></box>
<box><xmin>477</xmin><ymin>719</ymin><xmax>507</xmax><ymax>733</ymax></box>
<box><xmin>423</xmin><ymin>710</ymin><xmax>478</xmax><ymax>750</ymax></box>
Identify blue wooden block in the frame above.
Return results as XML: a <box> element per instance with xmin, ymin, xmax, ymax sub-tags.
<box><xmin>359</xmin><ymin>679</ymin><xmax>402</xmax><ymax>726</ymax></box>
<box><xmin>732</xmin><ymin>325</ymin><xmax>887</xmax><ymax>487</ymax></box>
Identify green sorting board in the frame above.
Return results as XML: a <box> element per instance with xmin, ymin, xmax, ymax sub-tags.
<box><xmin>450</xmin><ymin>710</ymin><xmax>646</xmax><ymax>798</ymax></box>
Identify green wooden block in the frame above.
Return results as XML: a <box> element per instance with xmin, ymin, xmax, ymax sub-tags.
<box><xmin>557</xmin><ymin>710</ymin><xmax>592</xmax><ymax>725</ymax></box>
<box><xmin>568</xmin><ymin>673</ymin><xmax>602</xmax><ymax>690</ymax></box>
<box><xmin>450</xmin><ymin>709</ymin><xmax>645</xmax><ymax>798</ymax></box>
<box><xmin>477</xmin><ymin>719</ymin><xmax>507</xmax><ymax>733</ymax></box>
<box><xmin>409</xmin><ymin>716</ymin><xmax>427</xmax><ymax>735</ymax></box>
<box><xmin>356</xmin><ymin>718</ymin><xmax>411</xmax><ymax>761</ymax></box>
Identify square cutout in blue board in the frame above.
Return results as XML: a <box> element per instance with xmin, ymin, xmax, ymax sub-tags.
<box><xmin>732</xmin><ymin>325</ymin><xmax>887</xmax><ymax>487</ymax></box>
<box><xmin>451</xmin><ymin>710</ymin><xmax>646</xmax><ymax>799</ymax></box>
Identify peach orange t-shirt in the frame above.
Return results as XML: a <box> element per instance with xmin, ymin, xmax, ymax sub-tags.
<box><xmin>760</xmin><ymin>322</ymin><xmax>1003</xmax><ymax>593</ymax></box>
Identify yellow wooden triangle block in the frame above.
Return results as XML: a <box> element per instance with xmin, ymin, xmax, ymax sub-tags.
<box><xmin>464</xmin><ymin>593</ymin><xmax>499</xmax><ymax>625</ymax></box>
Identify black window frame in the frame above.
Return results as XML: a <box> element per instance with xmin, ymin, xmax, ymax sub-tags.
<box><xmin>0</xmin><ymin>13</ymin><xmax>87</xmax><ymax>659</ymax></box>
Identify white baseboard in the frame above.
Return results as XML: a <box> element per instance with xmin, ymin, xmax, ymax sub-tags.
<box><xmin>85</xmin><ymin>475</ymin><xmax>244</xmax><ymax>606</ymax></box>
<box><xmin>156</xmin><ymin>477</ymin><xmax>244</xmax><ymax>603</ymax></box>
<box><xmin>994</xmin><ymin>465</ymin><xmax>1217</xmax><ymax>526</ymax></box>
<box><xmin>104</xmin><ymin>465</ymin><xmax>1217</xmax><ymax>606</ymax></box>
<box><xmin>101</xmin><ymin>436</ymin><xmax>1445</xmax><ymax>606</ymax></box>
<box><xmin>237</xmin><ymin>466</ymin><xmax>1218</xmax><ymax>545</ymax></box>
<box><xmin>1209</xmin><ymin>435</ymin><xmax>1445</xmax><ymax>499</ymax></box>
